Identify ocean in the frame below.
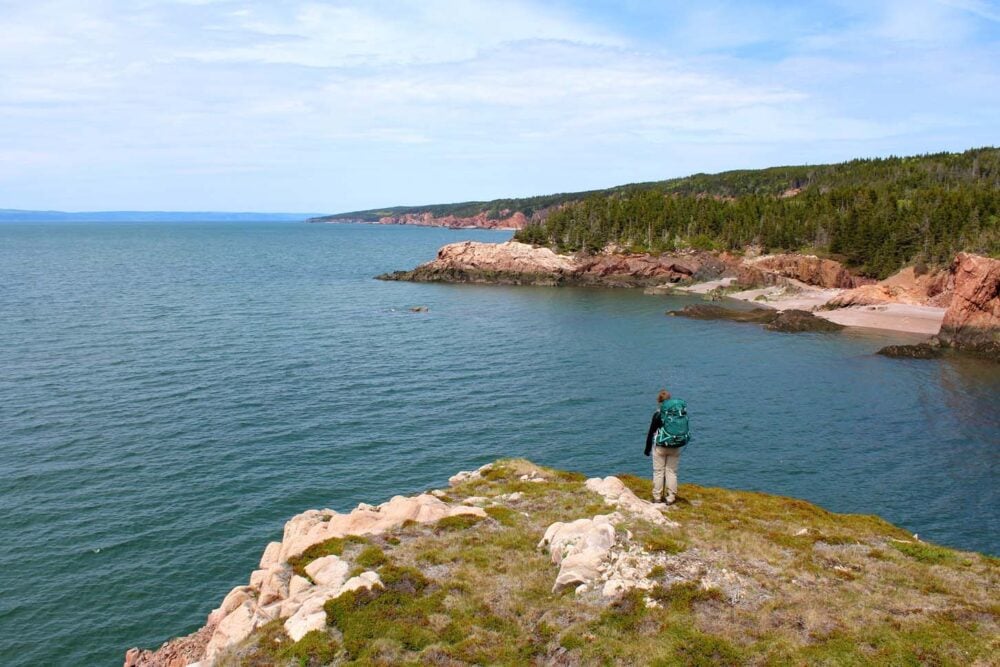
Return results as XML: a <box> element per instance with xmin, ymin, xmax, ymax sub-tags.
<box><xmin>0</xmin><ymin>221</ymin><xmax>997</xmax><ymax>666</ymax></box>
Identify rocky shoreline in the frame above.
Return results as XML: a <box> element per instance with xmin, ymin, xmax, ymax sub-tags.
<box><xmin>125</xmin><ymin>459</ymin><xmax>998</xmax><ymax>666</ymax></box>
<box><xmin>309</xmin><ymin>210</ymin><xmax>531</xmax><ymax>230</ymax></box>
<box><xmin>380</xmin><ymin>241</ymin><xmax>1000</xmax><ymax>360</ymax></box>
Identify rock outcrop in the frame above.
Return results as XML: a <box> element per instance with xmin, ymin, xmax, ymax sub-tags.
<box><xmin>936</xmin><ymin>253</ymin><xmax>1000</xmax><ymax>356</ymax></box>
<box><xmin>825</xmin><ymin>266</ymin><xmax>952</xmax><ymax>309</ymax></box>
<box><xmin>124</xmin><ymin>459</ymin><xmax>999</xmax><ymax>666</ymax></box>
<box><xmin>877</xmin><ymin>253</ymin><xmax>1000</xmax><ymax>361</ymax></box>
<box><xmin>125</xmin><ymin>493</ymin><xmax>485</xmax><ymax>666</ymax></box>
<box><xmin>377</xmin><ymin>241</ymin><xmax>728</xmax><ymax>288</ymax></box>
<box><xmin>377</xmin><ymin>210</ymin><xmax>529</xmax><ymax>230</ymax></box>
<box><xmin>667</xmin><ymin>304</ymin><xmax>844</xmax><ymax>333</ymax></box>
<box><xmin>737</xmin><ymin>254</ymin><xmax>870</xmax><ymax>289</ymax></box>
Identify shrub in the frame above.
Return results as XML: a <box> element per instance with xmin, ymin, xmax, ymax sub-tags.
<box><xmin>287</xmin><ymin>535</ymin><xmax>367</xmax><ymax>578</ymax></box>
<box><xmin>277</xmin><ymin>630</ymin><xmax>339</xmax><ymax>666</ymax></box>
<box><xmin>891</xmin><ymin>541</ymin><xmax>957</xmax><ymax>564</ymax></box>
<box><xmin>435</xmin><ymin>514</ymin><xmax>486</xmax><ymax>532</ymax></box>
<box><xmin>354</xmin><ymin>545</ymin><xmax>389</xmax><ymax>569</ymax></box>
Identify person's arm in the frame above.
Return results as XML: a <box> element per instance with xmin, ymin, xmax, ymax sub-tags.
<box><xmin>644</xmin><ymin>412</ymin><xmax>661</xmax><ymax>456</ymax></box>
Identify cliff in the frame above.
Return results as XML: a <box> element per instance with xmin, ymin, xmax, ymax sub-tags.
<box><xmin>377</xmin><ymin>241</ymin><xmax>730</xmax><ymax>288</ymax></box>
<box><xmin>125</xmin><ymin>459</ymin><xmax>998</xmax><ymax>666</ymax></box>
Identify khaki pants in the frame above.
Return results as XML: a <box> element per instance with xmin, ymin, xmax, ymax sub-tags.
<box><xmin>652</xmin><ymin>446</ymin><xmax>681</xmax><ymax>502</ymax></box>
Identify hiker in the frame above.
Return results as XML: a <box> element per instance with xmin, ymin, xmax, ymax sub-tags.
<box><xmin>644</xmin><ymin>389</ymin><xmax>690</xmax><ymax>504</ymax></box>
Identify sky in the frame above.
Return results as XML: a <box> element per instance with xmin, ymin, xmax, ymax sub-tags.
<box><xmin>0</xmin><ymin>0</ymin><xmax>998</xmax><ymax>213</ymax></box>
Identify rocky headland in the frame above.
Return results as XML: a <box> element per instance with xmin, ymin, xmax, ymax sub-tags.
<box><xmin>380</xmin><ymin>241</ymin><xmax>1000</xmax><ymax>360</ymax></box>
<box><xmin>310</xmin><ymin>210</ymin><xmax>531</xmax><ymax>231</ymax></box>
<box><xmin>125</xmin><ymin>459</ymin><xmax>997</xmax><ymax>666</ymax></box>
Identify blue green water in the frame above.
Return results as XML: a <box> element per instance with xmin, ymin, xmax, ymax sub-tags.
<box><xmin>0</xmin><ymin>222</ymin><xmax>997</xmax><ymax>666</ymax></box>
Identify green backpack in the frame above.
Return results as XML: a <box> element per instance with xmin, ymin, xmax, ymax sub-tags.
<box><xmin>654</xmin><ymin>398</ymin><xmax>690</xmax><ymax>447</ymax></box>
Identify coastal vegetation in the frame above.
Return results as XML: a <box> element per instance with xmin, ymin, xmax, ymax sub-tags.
<box><xmin>515</xmin><ymin>148</ymin><xmax>1000</xmax><ymax>278</ymax></box>
<box><xmin>218</xmin><ymin>459</ymin><xmax>998</xmax><ymax>666</ymax></box>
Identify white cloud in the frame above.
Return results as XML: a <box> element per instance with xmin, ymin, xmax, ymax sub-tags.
<box><xmin>0</xmin><ymin>0</ymin><xmax>996</xmax><ymax>210</ymax></box>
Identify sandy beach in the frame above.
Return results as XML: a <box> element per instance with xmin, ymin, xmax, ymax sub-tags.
<box><xmin>673</xmin><ymin>280</ymin><xmax>945</xmax><ymax>335</ymax></box>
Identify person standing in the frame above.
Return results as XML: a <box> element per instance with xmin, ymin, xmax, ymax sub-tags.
<box><xmin>644</xmin><ymin>389</ymin><xmax>690</xmax><ymax>504</ymax></box>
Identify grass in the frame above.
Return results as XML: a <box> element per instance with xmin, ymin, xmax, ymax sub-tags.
<box><xmin>891</xmin><ymin>539</ymin><xmax>958</xmax><ymax>564</ymax></box>
<box><xmin>228</xmin><ymin>458</ymin><xmax>997</xmax><ymax>666</ymax></box>
<box><xmin>286</xmin><ymin>535</ymin><xmax>368</xmax><ymax>579</ymax></box>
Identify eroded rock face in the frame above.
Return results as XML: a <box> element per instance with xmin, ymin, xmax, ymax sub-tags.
<box><xmin>378</xmin><ymin>241</ymin><xmax>727</xmax><ymax>287</ymax></box>
<box><xmin>739</xmin><ymin>254</ymin><xmax>868</xmax><ymax>289</ymax></box>
<box><xmin>279</xmin><ymin>493</ymin><xmax>486</xmax><ymax>562</ymax></box>
<box><xmin>125</xmin><ymin>492</ymin><xmax>486</xmax><ymax>666</ymax></box>
<box><xmin>937</xmin><ymin>253</ymin><xmax>1000</xmax><ymax>356</ymax></box>
<box><xmin>826</xmin><ymin>266</ymin><xmax>952</xmax><ymax>309</ymax></box>
<box><xmin>377</xmin><ymin>209</ymin><xmax>529</xmax><ymax>230</ymax></box>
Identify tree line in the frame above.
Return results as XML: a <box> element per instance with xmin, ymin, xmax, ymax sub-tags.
<box><xmin>515</xmin><ymin>148</ymin><xmax>999</xmax><ymax>278</ymax></box>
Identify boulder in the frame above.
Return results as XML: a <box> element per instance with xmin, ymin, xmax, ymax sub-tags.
<box><xmin>283</xmin><ymin>571</ymin><xmax>382</xmax><ymax>642</ymax></box>
<box><xmin>668</xmin><ymin>305</ymin><xmax>777</xmax><ymax>323</ymax></box>
<box><xmin>877</xmin><ymin>343</ymin><xmax>942</xmax><ymax>360</ymax></box>
<box><xmin>279</xmin><ymin>495</ymin><xmax>486</xmax><ymax>562</ymax></box>
<box><xmin>258</xmin><ymin>564</ymin><xmax>291</xmax><ymax>606</ymax></box>
<box><xmin>258</xmin><ymin>541</ymin><xmax>282</xmax><ymax>570</ymax></box>
<box><xmin>206</xmin><ymin>586</ymin><xmax>253</xmax><ymax>626</ymax></box>
<box><xmin>764</xmin><ymin>309</ymin><xmax>844</xmax><ymax>333</ymax></box>
<box><xmin>585</xmin><ymin>477</ymin><xmax>677</xmax><ymax>526</ymax></box>
<box><xmin>204</xmin><ymin>601</ymin><xmax>259</xmax><ymax>663</ymax></box>
<box><xmin>288</xmin><ymin>575</ymin><xmax>313</xmax><ymax>598</ymax></box>
<box><xmin>668</xmin><ymin>305</ymin><xmax>843</xmax><ymax>333</ymax></box>
<box><xmin>937</xmin><ymin>253</ymin><xmax>1000</xmax><ymax>357</ymax></box>
<box><xmin>304</xmin><ymin>555</ymin><xmax>350</xmax><ymax>588</ymax></box>
<box><xmin>283</xmin><ymin>610</ymin><xmax>328</xmax><ymax>643</ymax></box>
<box><xmin>539</xmin><ymin>516</ymin><xmax>617</xmax><ymax>592</ymax></box>
<box><xmin>341</xmin><ymin>571</ymin><xmax>383</xmax><ymax>595</ymax></box>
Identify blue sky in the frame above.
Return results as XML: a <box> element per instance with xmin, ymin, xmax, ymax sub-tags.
<box><xmin>0</xmin><ymin>0</ymin><xmax>997</xmax><ymax>212</ymax></box>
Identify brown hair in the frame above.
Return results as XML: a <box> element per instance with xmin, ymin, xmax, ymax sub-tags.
<box><xmin>657</xmin><ymin>389</ymin><xmax>670</xmax><ymax>403</ymax></box>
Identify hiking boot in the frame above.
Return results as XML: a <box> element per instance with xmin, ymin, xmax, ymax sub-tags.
<box><xmin>665</xmin><ymin>497</ymin><xmax>676</xmax><ymax>506</ymax></box>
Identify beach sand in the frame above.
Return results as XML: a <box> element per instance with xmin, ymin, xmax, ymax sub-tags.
<box><xmin>675</xmin><ymin>280</ymin><xmax>945</xmax><ymax>335</ymax></box>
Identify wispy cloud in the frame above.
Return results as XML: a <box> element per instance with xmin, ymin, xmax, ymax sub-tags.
<box><xmin>0</xmin><ymin>0</ymin><xmax>996</xmax><ymax>210</ymax></box>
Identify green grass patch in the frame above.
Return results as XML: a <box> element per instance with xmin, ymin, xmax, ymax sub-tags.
<box><xmin>891</xmin><ymin>540</ymin><xmax>957</xmax><ymax>564</ymax></box>
<box><xmin>644</xmin><ymin>528</ymin><xmax>689</xmax><ymax>554</ymax></box>
<box><xmin>324</xmin><ymin>564</ymin><xmax>439</xmax><ymax>658</ymax></box>
<box><xmin>598</xmin><ymin>588</ymin><xmax>648</xmax><ymax>634</ymax></box>
<box><xmin>354</xmin><ymin>545</ymin><xmax>389</xmax><ymax>569</ymax></box>
<box><xmin>435</xmin><ymin>513</ymin><xmax>486</xmax><ymax>532</ymax></box>
<box><xmin>277</xmin><ymin>630</ymin><xmax>340</xmax><ymax>666</ymax></box>
<box><xmin>650</xmin><ymin>582</ymin><xmax>724</xmax><ymax>612</ymax></box>
<box><xmin>484</xmin><ymin>505</ymin><xmax>519</xmax><ymax>526</ymax></box>
<box><xmin>287</xmin><ymin>535</ymin><xmax>368</xmax><ymax>578</ymax></box>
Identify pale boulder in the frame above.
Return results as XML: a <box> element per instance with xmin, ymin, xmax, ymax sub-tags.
<box><xmin>539</xmin><ymin>516</ymin><xmax>618</xmax><ymax>592</ymax></box>
<box><xmin>258</xmin><ymin>564</ymin><xmax>291</xmax><ymax>606</ymax></box>
<box><xmin>258</xmin><ymin>541</ymin><xmax>282</xmax><ymax>570</ymax></box>
<box><xmin>283</xmin><ymin>610</ymin><xmax>328</xmax><ymax>643</ymax></box>
<box><xmin>204</xmin><ymin>601</ymin><xmax>258</xmax><ymax>663</ymax></box>
<box><xmin>206</xmin><ymin>586</ymin><xmax>252</xmax><ymax>626</ymax></box>
<box><xmin>340</xmin><ymin>571</ymin><xmax>382</xmax><ymax>595</ymax></box>
<box><xmin>304</xmin><ymin>555</ymin><xmax>350</xmax><ymax>588</ymax></box>
<box><xmin>585</xmin><ymin>476</ymin><xmax>678</xmax><ymax>527</ymax></box>
<box><xmin>283</xmin><ymin>571</ymin><xmax>381</xmax><ymax>642</ymax></box>
<box><xmin>248</xmin><ymin>568</ymin><xmax>267</xmax><ymax>589</ymax></box>
<box><xmin>279</xmin><ymin>494</ymin><xmax>487</xmax><ymax>561</ymax></box>
<box><xmin>288</xmin><ymin>575</ymin><xmax>313</xmax><ymax>598</ymax></box>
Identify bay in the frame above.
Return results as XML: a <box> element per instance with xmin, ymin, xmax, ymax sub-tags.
<box><xmin>0</xmin><ymin>221</ymin><xmax>996</xmax><ymax>666</ymax></box>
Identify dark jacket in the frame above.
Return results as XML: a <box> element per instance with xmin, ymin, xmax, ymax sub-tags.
<box><xmin>644</xmin><ymin>411</ymin><xmax>662</xmax><ymax>456</ymax></box>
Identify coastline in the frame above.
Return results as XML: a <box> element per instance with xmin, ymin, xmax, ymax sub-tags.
<box><xmin>380</xmin><ymin>241</ymin><xmax>997</xmax><ymax>357</ymax></box>
<box><xmin>669</xmin><ymin>279</ymin><xmax>947</xmax><ymax>335</ymax></box>
<box><xmin>125</xmin><ymin>459</ymin><xmax>999</xmax><ymax>666</ymax></box>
